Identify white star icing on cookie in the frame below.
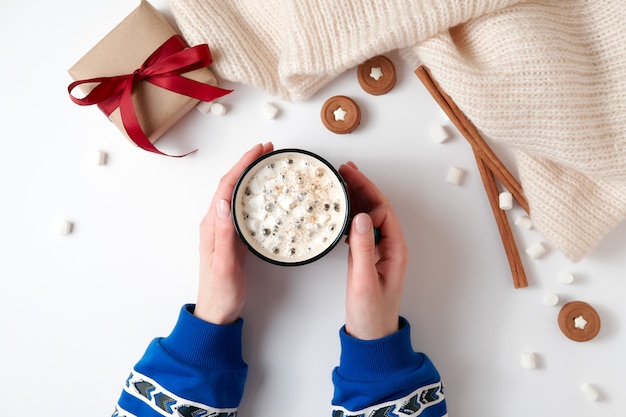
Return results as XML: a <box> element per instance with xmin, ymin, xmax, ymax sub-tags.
<box><xmin>333</xmin><ymin>106</ymin><xmax>348</xmax><ymax>121</ymax></box>
<box><xmin>369</xmin><ymin>66</ymin><xmax>384</xmax><ymax>81</ymax></box>
<box><xmin>574</xmin><ymin>315</ymin><xmax>588</xmax><ymax>330</ymax></box>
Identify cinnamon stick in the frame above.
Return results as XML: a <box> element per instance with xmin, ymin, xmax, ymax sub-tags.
<box><xmin>415</xmin><ymin>65</ymin><xmax>528</xmax><ymax>288</ymax></box>
<box><xmin>474</xmin><ymin>150</ymin><xmax>528</xmax><ymax>288</ymax></box>
<box><xmin>415</xmin><ymin>66</ymin><xmax>529</xmax><ymax>213</ymax></box>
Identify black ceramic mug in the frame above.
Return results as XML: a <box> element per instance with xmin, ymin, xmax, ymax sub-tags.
<box><xmin>232</xmin><ymin>148</ymin><xmax>377</xmax><ymax>266</ymax></box>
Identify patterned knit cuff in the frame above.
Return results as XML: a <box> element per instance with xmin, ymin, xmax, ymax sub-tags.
<box><xmin>337</xmin><ymin>317</ymin><xmax>424</xmax><ymax>382</ymax></box>
<box><xmin>160</xmin><ymin>304</ymin><xmax>246</xmax><ymax>371</ymax></box>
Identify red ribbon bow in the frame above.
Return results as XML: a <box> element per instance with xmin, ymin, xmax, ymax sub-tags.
<box><xmin>68</xmin><ymin>35</ymin><xmax>232</xmax><ymax>157</ymax></box>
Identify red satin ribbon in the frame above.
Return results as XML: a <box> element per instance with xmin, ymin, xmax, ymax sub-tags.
<box><xmin>68</xmin><ymin>35</ymin><xmax>232</xmax><ymax>157</ymax></box>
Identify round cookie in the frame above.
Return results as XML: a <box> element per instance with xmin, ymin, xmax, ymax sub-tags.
<box><xmin>321</xmin><ymin>95</ymin><xmax>361</xmax><ymax>134</ymax></box>
<box><xmin>558</xmin><ymin>301</ymin><xmax>601</xmax><ymax>342</ymax></box>
<box><xmin>357</xmin><ymin>55</ymin><xmax>396</xmax><ymax>95</ymax></box>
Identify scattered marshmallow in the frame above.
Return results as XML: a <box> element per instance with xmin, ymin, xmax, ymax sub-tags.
<box><xmin>499</xmin><ymin>191</ymin><xmax>513</xmax><ymax>210</ymax></box>
<box><xmin>520</xmin><ymin>352</ymin><xmax>537</xmax><ymax>369</ymax></box>
<box><xmin>92</xmin><ymin>150</ymin><xmax>107</xmax><ymax>166</ymax></box>
<box><xmin>559</xmin><ymin>272</ymin><xmax>575</xmax><ymax>285</ymax></box>
<box><xmin>543</xmin><ymin>293</ymin><xmax>559</xmax><ymax>307</ymax></box>
<box><xmin>55</xmin><ymin>219</ymin><xmax>73</xmax><ymax>235</ymax></box>
<box><xmin>446</xmin><ymin>166</ymin><xmax>465</xmax><ymax>185</ymax></box>
<box><xmin>430</xmin><ymin>124</ymin><xmax>450</xmax><ymax>143</ymax></box>
<box><xmin>195</xmin><ymin>100</ymin><xmax>213</xmax><ymax>114</ymax></box>
<box><xmin>210</xmin><ymin>102</ymin><xmax>227</xmax><ymax>116</ymax></box>
<box><xmin>580</xmin><ymin>383</ymin><xmax>600</xmax><ymax>402</ymax></box>
<box><xmin>262</xmin><ymin>102</ymin><xmax>279</xmax><ymax>120</ymax></box>
<box><xmin>525</xmin><ymin>242</ymin><xmax>546</xmax><ymax>259</ymax></box>
<box><xmin>515</xmin><ymin>215</ymin><xmax>533</xmax><ymax>230</ymax></box>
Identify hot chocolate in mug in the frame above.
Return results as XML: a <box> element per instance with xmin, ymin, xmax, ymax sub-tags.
<box><xmin>232</xmin><ymin>148</ymin><xmax>379</xmax><ymax>266</ymax></box>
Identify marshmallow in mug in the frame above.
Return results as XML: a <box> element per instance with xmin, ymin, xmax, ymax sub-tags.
<box><xmin>233</xmin><ymin>150</ymin><xmax>349</xmax><ymax>265</ymax></box>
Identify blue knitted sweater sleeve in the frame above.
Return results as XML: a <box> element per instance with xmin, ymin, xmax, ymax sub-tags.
<box><xmin>331</xmin><ymin>317</ymin><xmax>447</xmax><ymax>417</ymax></box>
<box><xmin>113</xmin><ymin>304</ymin><xmax>248</xmax><ymax>417</ymax></box>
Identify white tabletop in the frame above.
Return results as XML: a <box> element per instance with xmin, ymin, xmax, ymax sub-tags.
<box><xmin>1</xmin><ymin>1</ymin><xmax>625</xmax><ymax>416</ymax></box>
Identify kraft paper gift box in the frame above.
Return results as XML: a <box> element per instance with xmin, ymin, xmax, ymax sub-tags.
<box><xmin>68</xmin><ymin>0</ymin><xmax>220</xmax><ymax>153</ymax></box>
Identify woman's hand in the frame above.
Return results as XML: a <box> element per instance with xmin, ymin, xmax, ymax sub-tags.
<box><xmin>194</xmin><ymin>142</ymin><xmax>274</xmax><ymax>324</ymax></box>
<box><xmin>339</xmin><ymin>162</ymin><xmax>408</xmax><ymax>340</ymax></box>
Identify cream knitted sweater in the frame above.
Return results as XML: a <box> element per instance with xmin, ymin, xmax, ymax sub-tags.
<box><xmin>167</xmin><ymin>0</ymin><xmax>626</xmax><ymax>261</ymax></box>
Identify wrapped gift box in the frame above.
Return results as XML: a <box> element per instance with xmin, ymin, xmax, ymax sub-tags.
<box><xmin>68</xmin><ymin>0</ymin><xmax>218</xmax><ymax>150</ymax></box>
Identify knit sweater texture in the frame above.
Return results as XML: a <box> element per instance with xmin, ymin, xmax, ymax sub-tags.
<box><xmin>167</xmin><ymin>0</ymin><xmax>626</xmax><ymax>261</ymax></box>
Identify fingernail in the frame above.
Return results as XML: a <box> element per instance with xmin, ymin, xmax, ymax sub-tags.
<box><xmin>355</xmin><ymin>213</ymin><xmax>371</xmax><ymax>234</ymax></box>
<box><xmin>217</xmin><ymin>199</ymin><xmax>231</xmax><ymax>220</ymax></box>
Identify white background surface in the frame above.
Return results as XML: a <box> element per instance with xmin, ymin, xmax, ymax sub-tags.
<box><xmin>1</xmin><ymin>1</ymin><xmax>625</xmax><ymax>416</ymax></box>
